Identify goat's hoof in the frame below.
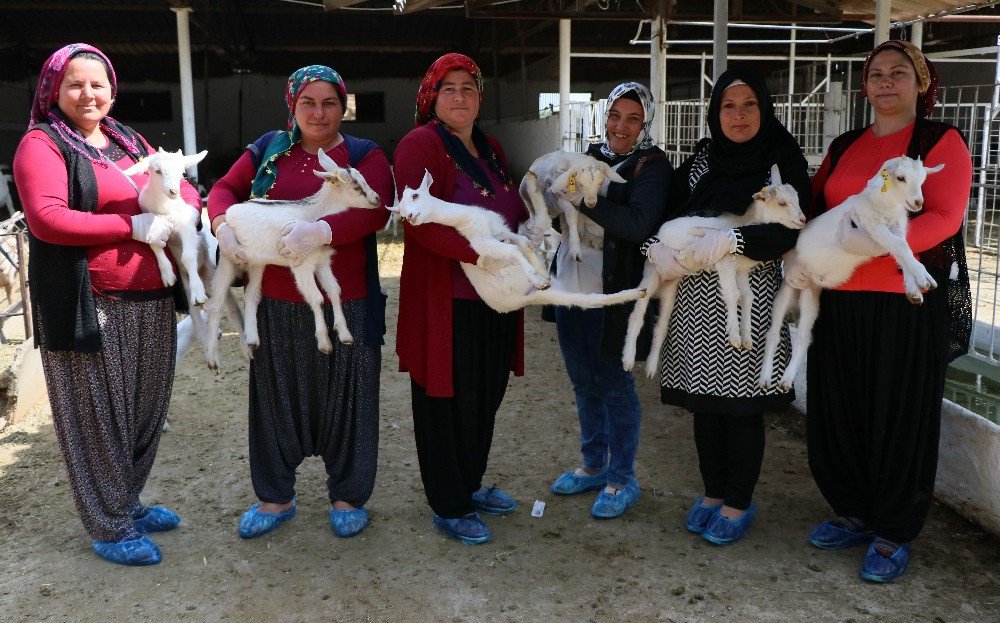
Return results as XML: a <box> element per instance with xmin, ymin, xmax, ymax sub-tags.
<box><xmin>622</xmin><ymin>359</ymin><xmax>634</xmax><ymax>372</ymax></box>
<box><xmin>644</xmin><ymin>367</ymin><xmax>657</xmax><ymax>380</ymax></box>
<box><xmin>778</xmin><ymin>381</ymin><xmax>793</xmax><ymax>392</ymax></box>
<box><xmin>728</xmin><ymin>338</ymin><xmax>742</xmax><ymax>349</ymax></box>
<box><xmin>339</xmin><ymin>335</ymin><xmax>354</xmax><ymax>346</ymax></box>
<box><xmin>536</xmin><ymin>281</ymin><xmax>551</xmax><ymax>291</ymax></box>
<box><xmin>759</xmin><ymin>379</ymin><xmax>772</xmax><ymax>389</ymax></box>
<box><xmin>906</xmin><ymin>292</ymin><xmax>924</xmax><ymax>305</ymax></box>
<box><xmin>636</xmin><ymin>288</ymin><xmax>648</xmax><ymax>299</ymax></box>
<box><xmin>161</xmin><ymin>420</ymin><xmax>171</xmax><ymax>432</ymax></box>
<box><xmin>741</xmin><ymin>340</ymin><xmax>754</xmax><ymax>350</ymax></box>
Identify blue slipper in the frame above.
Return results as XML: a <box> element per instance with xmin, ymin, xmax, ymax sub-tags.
<box><xmin>861</xmin><ymin>538</ymin><xmax>912</xmax><ymax>583</ymax></box>
<box><xmin>471</xmin><ymin>485</ymin><xmax>517</xmax><ymax>516</ymax></box>
<box><xmin>591</xmin><ymin>477</ymin><xmax>640</xmax><ymax>519</ymax></box>
<box><xmin>92</xmin><ymin>536</ymin><xmax>162</xmax><ymax>566</ymax></box>
<box><xmin>685</xmin><ymin>498</ymin><xmax>723</xmax><ymax>534</ymax></box>
<box><xmin>809</xmin><ymin>519</ymin><xmax>875</xmax><ymax>550</ymax></box>
<box><xmin>238</xmin><ymin>500</ymin><xmax>296</xmax><ymax>539</ymax></box>
<box><xmin>702</xmin><ymin>502</ymin><xmax>757</xmax><ymax>545</ymax></box>
<box><xmin>432</xmin><ymin>512</ymin><xmax>491</xmax><ymax>545</ymax></box>
<box><xmin>329</xmin><ymin>507</ymin><xmax>369</xmax><ymax>538</ymax></box>
<box><xmin>551</xmin><ymin>468</ymin><xmax>608</xmax><ymax>496</ymax></box>
<box><xmin>134</xmin><ymin>505</ymin><xmax>181</xmax><ymax>534</ymax></box>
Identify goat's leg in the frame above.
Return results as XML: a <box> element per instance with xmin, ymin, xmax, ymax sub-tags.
<box><xmin>204</xmin><ymin>257</ymin><xmax>237</xmax><ymax>370</ymax></box>
<box><xmin>313</xmin><ymin>262</ymin><xmax>354</xmax><ymax>345</ymax></box>
<box><xmin>867</xmin><ymin>224</ymin><xmax>937</xmax><ymax>304</ymax></box>
<box><xmin>646</xmin><ymin>279</ymin><xmax>680</xmax><ymax>380</ymax></box>
<box><xmin>223</xmin><ymin>290</ymin><xmax>251</xmax><ymax>361</ymax></box>
<box><xmin>736</xmin><ymin>268</ymin><xmax>755</xmax><ymax>350</ymax></box>
<box><xmin>472</xmin><ymin>238</ymin><xmax>551</xmax><ymax>290</ymax></box>
<box><xmin>496</xmin><ymin>230</ymin><xmax>550</xmax><ymax>288</ymax></box>
<box><xmin>716</xmin><ymin>261</ymin><xmax>743</xmax><ymax>349</ymax></box>
<box><xmin>289</xmin><ymin>264</ymin><xmax>334</xmax><ymax>354</ymax></box>
<box><xmin>242</xmin><ymin>264</ymin><xmax>266</xmax><ymax>351</ymax></box>
<box><xmin>759</xmin><ymin>283</ymin><xmax>797</xmax><ymax>388</ymax></box>
<box><xmin>174</xmin><ymin>226</ymin><xmax>206</xmax><ymax>305</ymax></box>
<box><xmin>559</xmin><ymin>198</ymin><xmax>584</xmax><ymax>262</ymax></box>
<box><xmin>151</xmin><ymin>244</ymin><xmax>177</xmax><ymax>287</ymax></box>
<box><xmin>519</xmin><ymin>173</ymin><xmax>546</xmax><ymax>218</ymax></box>
<box><xmin>622</xmin><ymin>265</ymin><xmax>660</xmax><ymax>371</ymax></box>
<box><xmin>778</xmin><ymin>286</ymin><xmax>819</xmax><ymax>392</ymax></box>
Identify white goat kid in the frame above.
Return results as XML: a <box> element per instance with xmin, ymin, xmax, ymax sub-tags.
<box><xmin>622</xmin><ymin>165</ymin><xmax>806</xmax><ymax>376</ymax></box>
<box><xmin>123</xmin><ymin>148</ymin><xmax>209</xmax><ymax>304</ymax></box>
<box><xmin>519</xmin><ymin>150</ymin><xmax>625</xmax><ymax>262</ymax></box>
<box><xmin>203</xmin><ymin>148</ymin><xmax>382</xmax><ymax>369</ymax></box>
<box><xmin>395</xmin><ymin>170</ymin><xmax>646</xmax><ymax>313</ymax></box>
<box><xmin>759</xmin><ymin>156</ymin><xmax>944</xmax><ymax>391</ymax></box>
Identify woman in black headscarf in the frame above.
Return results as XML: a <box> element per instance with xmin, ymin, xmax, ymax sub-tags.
<box><xmin>643</xmin><ymin>67</ymin><xmax>810</xmax><ymax>545</ymax></box>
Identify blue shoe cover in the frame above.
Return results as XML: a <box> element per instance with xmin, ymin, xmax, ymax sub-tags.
<box><xmin>432</xmin><ymin>512</ymin><xmax>491</xmax><ymax>545</ymax></box>
<box><xmin>92</xmin><ymin>535</ymin><xmax>161</xmax><ymax>566</ymax></box>
<box><xmin>472</xmin><ymin>485</ymin><xmax>517</xmax><ymax>515</ymax></box>
<box><xmin>551</xmin><ymin>468</ymin><xmax>607</xmax><ymax>496</ymax></box>
<box><xmin>134</xmin><ymin>505</ymin><xmax>181</xmax><ymax>534</ymax></box>
<box><xmin>329</xmin><ymin>507</ymin><xmax>369</xmax><ymax>538</ymax></box>
<box><xmin>238</xmin><ymin>500</ymin><xmax>296</xmax><ymax>539</ymax></box>
<box><xmin>591</xmin><ymin>477</ymin><xmax>640</xmax><ymax>519</ymax></box>
<box><xmin>702</xmin><ymin>502</ymin><xmax>757</xmax><ymax>545</ymax></box>
<box><xmin>860</xmin><ymin>538</ymin><xmax>912</xmax><ymax>583</ymax></box>
<box><xmin>809</xmin><ymin>519</ymin><xmax>875</xmax><ymax>550</ymax></box>
<box><xmin>685</xmin><ymin>498</ymin><xmax>723</xmax><ymax>534</ymax></box>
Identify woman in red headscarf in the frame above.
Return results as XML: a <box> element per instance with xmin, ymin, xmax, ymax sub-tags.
<box><xmin>13</xmin><ymin>43</ymin><xmax>202</xmax><ymax>566</ymax></box>
<box><xmin>394</xmin><ymin>53</ymin><xmax>527</xmax><ymax>545</ymax></box>
<box><xmin>793</xmin><ymin>40</ymin><xmax>973</xmax><ymax>583</ymax></box>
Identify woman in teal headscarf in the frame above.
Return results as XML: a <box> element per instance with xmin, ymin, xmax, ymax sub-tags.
<box><xmin>207</xmin><ymin>65</ymin><xmax>394</xmax><ymax>541</ymax></box>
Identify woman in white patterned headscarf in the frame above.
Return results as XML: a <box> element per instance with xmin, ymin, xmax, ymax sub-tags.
<box><xmin>548</xmin><ymin>81</ymin><xmax>671</xmax><ymax>520</ymax></box>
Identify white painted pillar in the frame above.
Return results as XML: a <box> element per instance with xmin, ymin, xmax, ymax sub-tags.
<box><xmin>712</xmin><ymin>0</ymin><xmax>728</xmax><ymax>80</ymax></box>
<box><xmin>649</xmin><ymin>13</ymin><xmax>666</xmax><ymax>146</ymax></box>
<box><xmin>911</xmin><ymin>20</ymin><xmax>923</xmax><ymax>48</ymax></box>
<box><xmin>559</xmin><ymin>19</ymin><xmax>572</xmax><ymax>151</ymax></box>
<box><xmin>787</xmin><ymin>23</ymin><xmax>796</xmax><ymax>126</ymax></box>
<box><xmin>172</xmin><ymin>7</ymin><xmax>199</xmax><ymax>181</ymax></box>
<box><xmin>874</xmin><ymin>0</ymin><xmax>891</xmax><ymax>45</ymax></box>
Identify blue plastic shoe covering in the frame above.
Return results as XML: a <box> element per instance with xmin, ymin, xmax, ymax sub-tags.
<box><xmin>685</xmin><ymin>498</ymin><xmax>723</xmax><ymax>534</ymax></box>
<box><xmin>432</xmin><ymin>512</ymin><xmax>491</xmax><ymax>545</ymax></box>
<box><xmin>591</xmin><ymin>477</ymin><xmax>641</xmax><ymax>519</ymax></box>
<box><xmin>92</xmin><ymin>535</ymin><xmax>162</xmax><ymax>566</ymax></box>
<box><xmin>238</xmin><ymin>500</ymin><xmax>297</xmax><ymax>539</ymax></box>
<box><xmin>701</xmin><ymin>502</ymin><xmax>757</xmax><ymax>545</ymax></box>
<box><xmin>860</xmin><ymin>538</ymin><xmax>912</xmax><ymax>583</ymax></box>
<box><xmin>133</xmin><ymin>505</ymin><xmax>181</xmax><ymax>534</ymax></box>
<box><xmin>551</xmin><ymin>468</ymin><xmax>608</xmax><ymax>496</ymax></box>
<box><xmin>808</xmin><ymin>518</ymin><xmax>876</xmax><ymax>550</ymax></box>
<box><xmin>471</xmin><ymin>485</ymin><xmax>517</xmax><ymax>515</ymax></box>
<box><xmin>329</xmin><ymin>507</ymin><xmax>369</xmax><ymax>538</ymax></box>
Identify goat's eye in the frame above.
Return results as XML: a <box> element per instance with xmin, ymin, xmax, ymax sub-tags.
<box><xmin>896</xmin><ymin>176</ymin><xmax>905</xmax><ymax>182</ymax></box>
<box><xmin>411</xmin><ymin>193</ymin><xmax>419</xmax><ymax>200</ymax></box>
<box><xmin>778</xmin><ymin>201</ymin><xmax>787</xmax><ymax>207</ymax></box>
<box><xmin>152</xmin><ymin>167</ymin><xmax>161</xmax><ymax>175</ymax></box>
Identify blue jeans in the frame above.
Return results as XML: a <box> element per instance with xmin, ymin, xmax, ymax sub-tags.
<box><xmin>555</xmin><ymin>306</ymin><xmax>642</xmax><ymax>487</ymax></box>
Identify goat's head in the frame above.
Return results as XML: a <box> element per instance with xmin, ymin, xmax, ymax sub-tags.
<box><xmin>393</xmin><ymin>169</ymin><xmax>442</xmax><ymax>226</ymax></box>
<box><xmin>749</xmin><ymin>164</ymin><xmax>806</xmax><ymax>229</ymax></box>
<box><xmin>551</xmin><ymin>162</ymin><xmax>625</xmax><ymax>208</ymax></box>
<box><xmin>313</xmin><ymin>147</ymin><xmax>382</xmax><ymax>208</ymax></box>
<box><xmin>122</xmin><ymin>148</ymin><xmax>207</xmax><ymax>199</ymax></box>
<box><xmin>867</xmin><ymin>156</ymin><xmax>945</xmax><ymax>213</ymax></box>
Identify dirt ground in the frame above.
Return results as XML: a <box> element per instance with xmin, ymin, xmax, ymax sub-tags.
<box><xmin>1</xmin><ymin>234</ymin><xmax>999</xmax><ymax>623</ymax></box>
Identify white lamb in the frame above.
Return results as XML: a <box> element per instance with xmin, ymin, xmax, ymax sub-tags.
<box><xmin>203</xmin><ymin>148</ymin><xmax>383</xmax><ymax>369</ymax></box>
<box><xmin>394</xmin><ymin>170</ymin><xmax>646</xmax><ymax>313</ymax></box>
<box><xmin>123</xmin><ymin>148</ymin><xmax>209</xmax><ymax>305</ymax></box>
<box><xmin>622</xmin><ymin>165</ymin><xmax>806</xmax><ymax>376</ymax></box>
<box><xmin>759</xmin><ymin>156</ymin><xmax>944</xmax><ymax>391</ymax></box>
<box><xmin>519</xmin><ymin>150</ymin><xmax>625</xmax><ymax>263</ymax></box>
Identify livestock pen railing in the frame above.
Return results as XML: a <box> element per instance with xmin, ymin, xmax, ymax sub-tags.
<box><xmin>0</xmin><ymin>212</ymin><xmax>29</xmax><ymax>344</ymax></box>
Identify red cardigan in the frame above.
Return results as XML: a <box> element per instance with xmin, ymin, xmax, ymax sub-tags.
<box><xmin>393</xmin><ymin>123</ymin><xmax>525</xmax><ymax>398</ymax></box>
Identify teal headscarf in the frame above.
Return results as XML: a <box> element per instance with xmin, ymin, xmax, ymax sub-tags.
<box><xmin>250</xmin><ymin>65</ymin><xmax>348</xmax><ymax>198</ymax></box>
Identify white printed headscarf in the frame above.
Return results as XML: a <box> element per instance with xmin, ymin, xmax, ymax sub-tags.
<box><xmin>600</xmin><ymin>81</ymin><xmax>655</xmax><ymax>160</ymax></box>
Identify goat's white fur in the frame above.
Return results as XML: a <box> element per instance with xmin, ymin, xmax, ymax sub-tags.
<box><xmin>622</xmin><ymin>165</ymin><xmax>807</xmax><ymax>377</ymax></box>
<box><xmin>518</xmin><ymin>151</ymin><xmax>625</xmax><ymax>263</ymax></box>
<box><xmin>203</xmin><ymin>148</ymin><xmax>382</xmax><ymax>369</ymax></box>
<box><xmin>759</xmin><ymin>156</ymin><xmax>945</xmax><ymax>391</ymax></box>
<box><xmin>394</xmin><ymin>170</ymin><xmax>646</xmax><ymax>313</ymax></box>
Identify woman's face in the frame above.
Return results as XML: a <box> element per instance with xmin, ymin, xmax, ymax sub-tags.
<box><xmin>866</xmin><ymin>49</ymin><xmax>920</xmax><ymax>118</ymax></box>
<box><xmin>605</xmin><ymin>97</ymin><xmax>645</xmax><ymax>155</ymax></box>
<box><xmin>293</xmin><ymin>80</ymin><xmax>344</xmax><ymax>148</ymax></box>
<box><xmin>57</xmin><ymin>57</ymin><xmax>112</xmax><ymax>134</ymax></box>
<box><xmin>433</xmin><ymin>69</ymin><xmax>480</xmax><ymax>132</ymax></box>
<box><xmin>718</xmin><ymin>83</ymin><xmax>761</xmax><ymax>144</ymax></box>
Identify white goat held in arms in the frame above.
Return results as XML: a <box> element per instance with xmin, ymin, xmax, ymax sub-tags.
<box><xmin>519</xmin><ymin>150</ymin><xmax>625</xmax><ymax>263</ymax></box>
<box><xmin>203</xmin><ymin>148</ymin><xmax>382</xmax><ymax>369</ymax></box>
<box><xmin>394</xmin><ymin>170</ymin><xmax>647</xmax><ymax>313</ymax></box>
<box><xmin>622</xmin><ymin>165</ymin><xmax>806</xmax><ymax>376</ymax></box>
<box><xmin>759</xmin><ymin>156</ymin><xmax>944</xmax><ymax>391</ymax></box>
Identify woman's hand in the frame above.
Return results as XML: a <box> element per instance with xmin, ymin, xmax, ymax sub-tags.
<box><xmin>677</xmin><ymin>227</ymin><xmax>735</xmax><ymax>272</ymax></box>
<box><xmin>131</xmin><ymin>213</ymin><xmax>172</xmax><ymax>248</ymax></box>
<box><xmin>646</xmin><ymin>242</ymin><xmax>689</xmax><ymax>281</ymax></box>
<box><xmin>216</xmin><ymin>221</ymin><xmax>248</xmax><ymax>265</ymax></box>
<box><xmin>278</xmin><ymin>220</ymin><xmax>333</xmax><ymax>266</ymax></box>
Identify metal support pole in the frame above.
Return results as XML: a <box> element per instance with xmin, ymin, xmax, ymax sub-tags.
<box><xmin>172</xmin><ymin>7</ymin><xmax>199</xmax><ymax>181</ymax></box>
<box><xmin>649</xmin><ymin>8</ymin><xmax>666</xmax><ymax>146</ymax></box>
<box><xmin>559</xmin><ymin>18</ymin><xmax>572</xmax><ymax>151</ymax></box>
<box><xmin>15</xmin><ymin>230</ymin><xmax>29</xmax><ymax>340</ymax></box>
<box><xmin>823</xmin><ymin>81</ymin><xmax>843</xmax><ymax>155</ymax></box>
<box><xmin>788</xmin><ymin>23</ymin><xmax>796</xmax><ymax>127</ymax></box>
<box><xmin>975</xmin><ymin>34</ymin><xmax>1000</xmax><ymax>246</ymax></box>
<box><xmin>911</xmin><ymin>20</ymin><xmax>924</xmax><ymax>47</ymax></box>
<box><xmin>874</xmin><ymin>0</ymin><xmax>891</xmax><ymax>45</ymax></box>
<box><xmin>712</xmin><ymin>0</ymin><xmax>728</xmax><ymax>80</ymax></box>
<box><xmin>700</xmin><ymin>52</ymin><xmax>707</xmax><ymax>139</ymax></box>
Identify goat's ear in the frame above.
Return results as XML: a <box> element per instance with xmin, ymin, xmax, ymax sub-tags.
<box><xmin>925</xmin><ymin>163</ymin><xmax>945</xmax><ymax>174</ymax></box>
<box><xmin>769</xmin><ymin>164</ymin><xmax>782</xmax><ymax>186</ymax></box>
<box><xmin>603</xmin><ymin>164</ymin><xmax>626</xmax><ymax>184</ymax></box>
<box><xmin>157</xmin><ymin>146</ymin><xmax>166</xmax><ymax>154</ymax></box>
<box><xmin>753</xmin><ymin>186</ymin><xmax>771</xmax><ymax>202</ymax></box>
<box><xmin>183</xmin><ymin>150</ymin><xmax>208</xmax><ymax>168</ymax></box>
<box><xmin>420</xmin><ymin>169</ymin><xmax>433</xmax><ymax>190</ymax></box>
<box><xmin>551</xmin><ymin>169</ymin><xmax>573</xmax><ymax>192</ymax></box>
<box><xmin>316</xmin><ymin>147</ymin><xmax>340</xmax><ymax>172</ymax></box>
<box><xmin>121</xmin><ymin>158</ymin><xmax>150</xmax><ymax>177</ymax></box>
<box><xmin>882</xmin><ymin>156</ymin><xmax>903</xmax><ymax>172</ymax></box>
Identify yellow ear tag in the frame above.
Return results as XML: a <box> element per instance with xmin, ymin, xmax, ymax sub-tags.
<box><xmin>567</xmin><ymin>173</ymin><xmax>577</xmax><ymax>193</ymax></box>
<box><xmin>880</xmin><ymin>169</ymin><xmax>891</xmax><ymax>193</ymax></box>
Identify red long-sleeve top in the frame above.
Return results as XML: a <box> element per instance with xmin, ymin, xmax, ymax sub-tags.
<box><xmin>811</xmin><ymin>124</ymin><xmax>972</xmax><ymax>293</ymax></box>
<box><xmin>394</xmin><ymin>123</ymin><xmax>525</xmax><ymax>398</ymax></box>
<box><xmin>13</xmin><ymin>129</ymin><xmax>202</xmax><ymax>293</ymax></box>
<box><xmin>207</xmin><ymin>141</ymin><xmax>392</xmax><ymax>302</ymax></box>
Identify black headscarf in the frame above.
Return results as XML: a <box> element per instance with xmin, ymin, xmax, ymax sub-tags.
<box><xmin>680</xmin><ymin>67</ymin><xmax>804</xmax><ymax>217</ymax></box>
